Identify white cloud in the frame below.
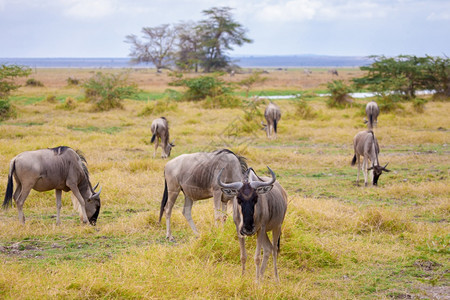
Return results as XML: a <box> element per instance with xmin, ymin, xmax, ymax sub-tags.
<box><xmin>256</xmin><ymin>0</ymin><xmax>322</xmax><ymax>22</ymax></box>
<box><xmin>62</xmin><ymin>0</ymin><xmax>116</xmax><ymax>19</ymax></box>
<box><xmin>427</xmin><ymin>12</ymin><xmax>450</xmax><ymax>20</ymax></box>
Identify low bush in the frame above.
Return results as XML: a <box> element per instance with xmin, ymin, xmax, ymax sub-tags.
<box><xmin>138</xmin><ymin>99</ymin><xmax>178</xmax><ymax>116</ymax></box>
<box><xmin>83</xmin><ymin>72</ymin><xmax>139</xmax><ymax>111</ymax></box>
<box><xmin>45</xmin><ymin>94</ymin><xmax>57</xmax><ymax>103</ymax></box>
<box><xmin>56</xmin><ymin>97</ymin><xmax>77</xmax><ymax>110</ymax></box>
<box><xmin>293</xmin><ymin>99</ymin><xmax>317</xmax><ymax>119</ymax></box>
<box><xmin>66</xmin><ymin>77</ymin><xmax>80</xmax><ymax>86</ymax></box>
<box><xmin>25</xmin><ymin>78</ymin><xmax>44</xmax><ymax>87</ymax></box>
<box><xmin>0</xmin><ymin>99</ymin><xmax>16</xmax><ymax>121</ymax></box>
<box><xmin>326</xmin><ymin>80</ymin><xmax>353</xmax><ymax>108</ymax></box>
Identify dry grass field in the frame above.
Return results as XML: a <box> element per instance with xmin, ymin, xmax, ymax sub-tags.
<box><xmin>0</xmin><ymin>68</ymin><xmax>448</xmax><ymax>299</ymax></box>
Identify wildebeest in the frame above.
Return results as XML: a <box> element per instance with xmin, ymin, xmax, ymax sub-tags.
<box><xmin>218</xmin><ymin>166</ymin><xmax>287</xmax><ymax>282</ymax></box>
<box><xmin>328</xmin><ymin>69</ymin><xmax>339</xmax><ymax>76</ymax></box>
<box><xmin>263</xmin><ymin>102</ymin><xmax>281</xmax><ymax>139</ymax></box>
<box><xmin>151</xmin><ymin>117</ymin><xmax>174</xmax><ymax>158</ymax></box>
<box><xmin>159</xmin><ymin>149</ymin><xmax>247</xmax><ymax>241</ymax></box>
<box><xmin>2</xmin><ymin>146</ymin><xmax>101</xmax><ymax>225</ymax></box>
<box><xmin>351</xmin><ymin>130</ymin><xmax>390</xmax><ymax>186</ymax></box>
<box><xmin>364</xmin><ymin>101</ymin><xmax>379</xmax><ymax>130</ymax></box>
<box><xmin>303</xmin><ymin>68</ymin><xmax>312</xmax><ymax>76</ymax></box>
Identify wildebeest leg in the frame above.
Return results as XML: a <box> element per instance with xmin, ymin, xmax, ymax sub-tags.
<box><xmin>68</xmin><ymin>185</ymin><xmax>89</xmax><ymax>223</ymax></box>
<box><xmin>271</xmin><ymin>227</ymin><xmax>282</xmax><ymax>282</ymax></box>
<box><xmin>182</xmin><ymin>196</ymin><xmax>199</xmax><ymax>235</ymax></box>
<box><xmin>254</xmin><ymin>231</ymin><xmax>263</xmax><ymax>281</ymax></box>
<box><xmin>153</xmin><ymin>137</ymin><xmax>159</xmax><ymax>158</ymax></box>
<box><xmin>55</xmin><ymin>189</ymin><xmax>62</xmax><ymax>225</ymax></box>
<box><xmin>213</xmin><ymin>190</ymin><xmax>226</xmax><ymax>224</ymax></box>
<box><xmin>238</xmin><ymin>236</ymin><xmax>247</xmax><ymax>275</ymax></box>
<box><xmin>362</xmin><ymin>157</ymin><xmax>368</xmax><ymax>186</ymax></box>
<box><xmin>164</xmin><ymin>188</ymin><xmax>181</xmax><ymax>241</ymax></box>
<box><xmin>257</xmin><ymin>230</ymin><xmax>273</xmax><ymax>282</ymax></box>
<box><xmin>15</xmin><ymin>183</ymin><xmax>33</xmax><ymax>224</ymax></box>
<box><xmin>356</xmin><ymin>155</ymin><xmax>361</xmax><ymax>185</ymax></box>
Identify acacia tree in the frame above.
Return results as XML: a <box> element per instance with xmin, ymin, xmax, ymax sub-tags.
<box><xmin>175</xmin><ymin>21</ymin><xmax>203</xmax><ymax>72</ymax></box>
<box><xmin>125</xmin><ymin>24</ymin><xmax>178</xmax><ymax>72</ymax></box>
<box><xmin>353</xmin><ymin>55</ymin><xmax>450</xmax><ymax>100</ymax></box>
<box><xmin>198</xmin><ymin>7</ymin><xmax>252</xmax><ymax>72</ymax></box>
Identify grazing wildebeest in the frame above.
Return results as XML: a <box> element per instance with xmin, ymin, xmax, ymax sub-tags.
<box><xmin>2</xmin><ymin>146</ymin><xmax>101</xmax><ymax>225</ymax></box>
<box><xmin>351</xmin><ymin>130</ymin><xmax>390</xmax><ymax>186</ymax></box>
<box><xmin>328</xmin><ymin>69</ymin><xmax>339</xmax><ymax>76</ymax></box>
<box><xmin>303</xmin><ymin>68</ymin><xmax>312</xmax><ymax>76</ymax></box>
<box><xmin>218</xmin><ymin>167</ymin><xmax>287</xmax><ymax>282</ymax></box>
<box><xmin>151</xmin><ymin>117</ymin><xmax>174</xmax><ymax>158</ymax></box>
<box><xmin>364</xmin><ymin>101</ymin><xmax>379</xmax><ymax>130</ymax></box>
<box><xmin>159</xmin><ymin>149</ymin><xmax>247</xmax><ymax>241</ymax></box>
<box><xmin>264</xmin><ymin>102</ymin><xmax>281</xmax><ymax>139</ymax></box>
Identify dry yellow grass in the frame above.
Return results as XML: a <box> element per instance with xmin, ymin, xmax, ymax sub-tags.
<box><xmin>0</xmin><ymin>68</ymin><xmax>448</xmax><ymax>299</ymax></box>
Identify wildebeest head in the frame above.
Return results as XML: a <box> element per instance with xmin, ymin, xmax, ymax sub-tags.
<box><xmin>86</xmin><ymin>183</ymin><xmax>102</xmax><ymax>225</ymax></box>
<box><xmin>166</xmin><ymin>141</ymin><xmax>175</xmax><ymax>157</ymax></box>
<box><xmin>218</xmin><ymin>167</ymin><xmax>275</xmax><ymax>236</ymax></box>
<box><xmin>368</xmin><ymin>163</ymin><xmax>390</xmax><ymax>186</ymax></box>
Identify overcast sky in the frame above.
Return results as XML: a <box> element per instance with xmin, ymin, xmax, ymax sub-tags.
<box><xmin>0</xmin><ymin>0</ymin><xmax>449</xmax><ymax>58</ymax></box>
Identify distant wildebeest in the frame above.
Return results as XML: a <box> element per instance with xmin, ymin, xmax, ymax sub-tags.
<box><xmin>351</xmin><ymin>130</ymin><xmax>390</xmax><ymax>186</ymax></box>
<box><xmin>159</xmin><ymin>149</ymin><xmax>248</xmax><ymax>241</ymax></box>
<box><xmin>263</xmin><ymin>102</ymin><xmax>281</xmax><ymax>139</ymax></box>
<box><xmin>304</xmin><ymin>68</ymin><xmax>312</xmax><ymax>76</ymax></box>
<box><xmin>151</xmin><ymin>117</ymin><xmax>174</xmax><ymax>158</ymax></box>
<box><xmin>328</xmin><ymin>69</ymin><xmax>339</xmax><ymax>76</ymax></box>
<box><xmin>2</xmin><ymin>146</ymin><xmax>101</xmax><ymax>225</ymax></box>
<box><xmin>364</xmin><ymin>101</ymin><xmax>379</xmax><ymax>130</ymax></box>
<box><xmin>218</xmin><ymin>166</ymin><xmax>288</xmax><ymax>282</ymax></box>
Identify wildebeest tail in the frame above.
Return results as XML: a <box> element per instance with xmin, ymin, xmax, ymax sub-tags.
<box><xmin>369</xmin><ymin>111</ymin><xmax>373</xmax><ymax>129</ymax></box>
<box><xmin>151</xmin><ymin>125</ymin><xmax>157</xmax><ymax>143</ymax></box>
<box><xmin>277</xmin><ymin>233</ymin><xmax>281</xmax><ymax>254</ymax></box>
<box><xmin>273</xmin><ymin>119</ymin><xmax>278</xmax><ymax>133</ymax></box>
<box><xmin>3</xmin><ymin>160</ymin><xmax>15</xmax><ymax>210</ymax></box>
<box><xmin>159</xmin><ymin>178</ymin><xmax>168</xmax><ymax>223</ymax></box>
<box><xmin>351</xmin><ymin>154</ymin><xmax>357</xmax><ymax>166</ymax></box>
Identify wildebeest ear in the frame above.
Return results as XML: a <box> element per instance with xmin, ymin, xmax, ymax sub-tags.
<box><xmin>256</xmin><ymin>185</ymin><xmax>273</xmax><ymax>194</ymax></box>
<box><xmin>221</xmin><ymin>188</ymin><xmax>238</xmax><ymax>197</ymax></box>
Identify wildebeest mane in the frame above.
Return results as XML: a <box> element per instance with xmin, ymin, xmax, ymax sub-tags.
<box><xmin>49</xmin><ymin>146</ymin><xmax>70</xmax><ymax>155</ymax></box>
<box><xmin>213</xmin><ymin>149</ymin><xmax>248</xmax><ymax>174</ymax></box>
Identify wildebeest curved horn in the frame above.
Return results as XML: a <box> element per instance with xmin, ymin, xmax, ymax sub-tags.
<box><xmin>383</xmin><ymin>163</ymin><xmax>389</xmax><ymax>169</ymax></box>
<box><xmin>383</xmin><ymin>162</ymin><xmax>391</xmax><ymax>172</ymax></box>
<box><xmin>93</xmin><ymin>182</ymin><xmax>99</xmax><ymax>191</ymax></box>
<box><xmin>92</xmin><ymin>186</ymin><xmax>102</xmax><ymax>197</ymax></box>
<box><xmin>249</xmin><ymin>166</ymin><xmax>276</xmax><ymax>189</ymax></box>
<box><xmin>217</xmin><ymin>168</ymin><xmax>243</xmax><ymax>190</ymax></box>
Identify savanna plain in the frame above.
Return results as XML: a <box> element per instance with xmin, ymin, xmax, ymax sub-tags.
<box><xmin>0</xmin><ymin>68</ymin><xmax>448</xmax><ymax>299</ymax></box>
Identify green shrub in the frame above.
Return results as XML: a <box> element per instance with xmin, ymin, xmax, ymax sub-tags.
<box><xmin>203</xmin><ymin>94</ymin><xmax>241</xmax><ymax>109</ymax></box>
<box><xmin>326</xmin><ymin>80</ymin><xmax>353</xmax><ymax>108</ymax></box>
<box><xmin>138</xmin><ymin>99</ymin><xmax>178</xmax><ymax>116</ymax></box>
<box><xmin>45</xmin><ymin>94</ymin><xmax>57</xmax><ymax>103</ymax></box>
<box><xmin>83</xmin><ymin>72</ymin><xmax>139</xmax><ymax>111</ymax></box>
<box><xmin>412</xmin><ymin>97</ymin><xmax>427</xmax><ymax>113</ymax></box>
<box><xmin>25</xmin><ymin>78</ymin><xmax>44</xmax><ymax>87</ymax></box>
<box><xmin>66</xmin><ymin>77</ymin><xmax>80</xmax><ymax>86</ymax></box>
<box><xmin>0</xmin><ymin>99</ymin><xmax>16</xmax><ymax>121</ymax></box>
<box><xmin>169</xmin><ymin>73</ymin><xmax>235</xmax><ymax>102</ymax></box>
<box><xmin>293</xmin><ymin>99</ymin><xmax>317</xmax><ymax>119</ymax></box>
<box><xmin>56</xmin><ymin>97</ymin><xmax>77</xmax><ymax>110</ymax></box>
